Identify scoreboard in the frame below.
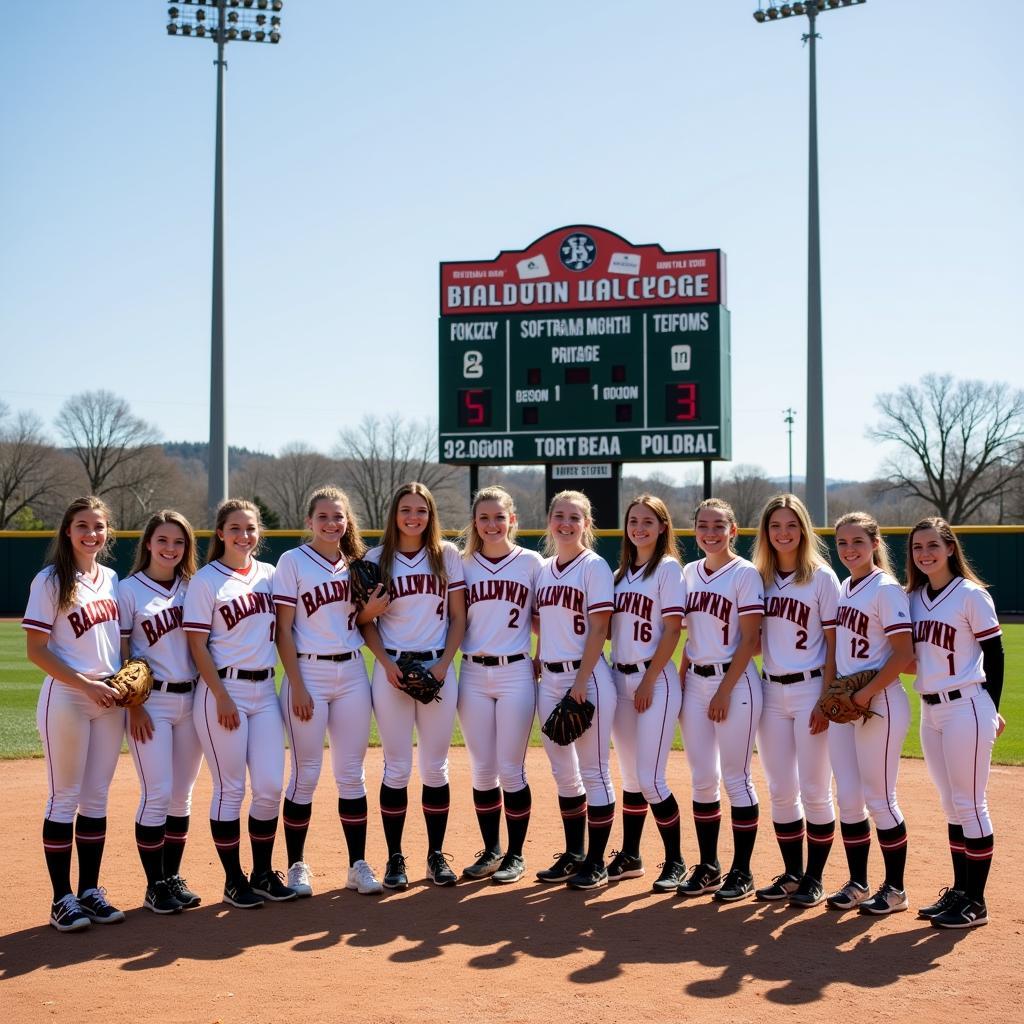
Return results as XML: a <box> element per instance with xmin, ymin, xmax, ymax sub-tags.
<box><xmin>439</xmin><ymin>225</ymin><xmax>731</xmax><ymax>466</ymax></box>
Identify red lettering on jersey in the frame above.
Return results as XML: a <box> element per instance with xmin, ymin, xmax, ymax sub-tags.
<box><xmin>300</xmin><ymin>580</ymin><xmax>350</xmax><ymax>617</ymax></box>
<box><xmin>765</xmin><ymin>595</ymin><xmax>811</xmax><ymax>629</ymax></box>
<box><xmin>613</xmin><ymin>591</ymin><xmax>654</xmax><ymax>622</ymax></box>
<box><xmin>68</xmin><ymin>598</ymin><xmax>119</xmax><ymax>639</ymax></box>
<box><xmin>389</xmin><ymin>574</ymin><xmax>446</xmax><ymax>601</ymax></box>
<box><xmin>684</xmin><ymin>590</ymin><xmax>734</xmax><ymax>624</ymax></box>
<box><xmin>467</xmin><ymin>579</ymin><xmax>529</xmax><ymax>609</ymax></box>
<box><xmin>836</xmin><ymin>604</ymin><xmax>870</xmax><ymax>638</ymax></box>
<box><xmin>219</xmin><ymin>591</ymin><xmax>274</xmax><ymax>630</ymax></box>
<box><xmin>535</xmin><ymin>585</ymin><xmax>585</xmax><ymax>613</ymax></box>
<box><xmin>140</xmin><ymin>606</ymin><xmax>184</xmax><ymax>646</ymax></box>
<box><xmin>912</xmin><ymin>619</ymin><xmax>957</xmax><ymax>653</ymax></box>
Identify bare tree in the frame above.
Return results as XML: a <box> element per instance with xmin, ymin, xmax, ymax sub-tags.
<box><xmin>55</xmin><ymin>390</ymin><xmax>163</xmax><ymax>497</ymax></box>
<box><xmin>334</xmin><ymin>414</ymin><xmax>459</xmax><ymax>528</ymax></box>
<box><xmin>0</xmin><ymin>403</ymin><xmax>59</xmax><ymax>527</ymax></box>
<box><xmin>715</xmin><ymin>463</ymin><xmax>778</xmax><ymax>527</ymax></box>
<box><xmin>868</xmin><ymin>374</ymin><xmax>1024</xmax><ymax>523</ymax></box>
<box><xmin>262</xmin><ymin>442</ymin><xmax>339</xmax><ymax>528</ymax></box>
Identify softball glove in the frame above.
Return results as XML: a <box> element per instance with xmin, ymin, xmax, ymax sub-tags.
<box><xmin>348</xmin><ymin>558</ymin><xmax>383</xmax><ymax>609</ymax></box>
<box><xmin>104</xmin><ymin>657</ymin><xmax>154</xmax><ymax>708</ymax></box>
<box><xmin>817</xmin><ymin>670</ymin><xmax>881</xmax><ymax>724</ymax></box>
<box><xmin>396</xmin><ymin>655</ymin><xmax>443</xmax><ymax>705</ymax></box>
<box><xmin>541</xmin><ymin>690</ymin><xmax>595</xmax><ymax>746</ymax></box>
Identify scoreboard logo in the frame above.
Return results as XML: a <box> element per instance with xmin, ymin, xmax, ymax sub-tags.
<box><xmin>560</xmin><ymin>233</ymin><xmax>596</xmax><ymax>272</ymax></box>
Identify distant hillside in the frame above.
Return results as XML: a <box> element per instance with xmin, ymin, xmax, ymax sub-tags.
<box><xmin>162</xmin><ymin>441</ymin><xmax>271</xmax><ymax>471</ymax></box>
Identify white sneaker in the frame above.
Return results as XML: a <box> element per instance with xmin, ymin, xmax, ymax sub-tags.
<box><xmin>287</xmin><ymin>861</ymin><xmax>313</xmax><ymax>898</ymax></box>
<box><xmin>347</xmin><ymin>859</ymin><xmax>384</xmax><ymax>895</ymax></box>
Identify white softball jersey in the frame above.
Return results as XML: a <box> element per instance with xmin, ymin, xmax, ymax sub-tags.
<box><xmin>761</xmin><ymin>565</ymin><xmax>840</xmax><ymax>676</ymax></box>
<box><xmin>536</xmin><ymin>549</ymin><xmax>614</xmax><ymax>662</ymax></box>
<box><xmin>834</xmin><ymin>568</ymin><xmax>912</xmax><ymax>676</ymax></box>
<box><xmin>365</xmin><ymin>541</ymin><xmax>466</xmax><ymax>652</ymax></box>
<box><xmin>681</xmin><ymin>556</ymin><xmax>764</xmax><ymax>664</ymax></box>
<box><xmin>611</xmin><ymin>556</ymin><xmax>686</xmax><ymax>664</ymax></box>
<box><xmin>22</xmin><ymin>565</ymin><xmax>120</xmax><ymax>676</ymax></box>
<box><xmin>910</xmin><ymin>578</ymin><xmax>1001</xmax><ymax>694</ymax></box>
<box><xmin>462</xmin><ymin>546</ymin><xmax>543</xmax><ymax>656</ymax></box>
<box><xmin>119</xmin><ymin>572</ymin><xmax>196</xmax><ymax>681</ymax></box>
<box><xmin>272</xmin><ymin>545</ymin><xmax>363</xmax><ymax>655</ymax></box>
<box><xmin>182</xmin><ymin>559</ymin><xmax>277</xmax><ymax>670</ymax></box>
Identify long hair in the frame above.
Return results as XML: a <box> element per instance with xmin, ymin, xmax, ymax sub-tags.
<box><xmin>379</xmin><ymin>482</ymin><xmax>446</xmax><ymax>584</ymax></box>
<box><xmin>834</xmin><ymin>511</ymin><xmax>894</xmax><ymax>577</ymax></box>
<box><xmin>207</xmin><ymin>498</ymin><xmax>264</xmax><ymax>564</ymax></box>
<box><xmin>904</xmin><ymin>516</ymin><xmax>986</xmax><ymax>592</ymax></box>
<box><xmin>542</xmin><ymin>490</ymin><xmax>596</xmax><ymax>557</ymax></box>
<box><xmin>130</xmin><ymin>510</ymin><xmax>198</xmax><ymax>580</ymax></box>
<box><xmin>462</xmin><ymin>485</ymin><xmax>518</xmax><ymax>558</ymax></box>
<box><xmin>692</xmin><ymin>497</ymin><xmax>738</xmax><ymax>555</ymax></box>
<box><xmin>751</xmin><ymin>493</ymin><xmax>829</xmax><ymax>586</ymax></box>
<box><xmin>305</xmin><ymin>485</ymin><xmax>366</xmax><ymax>561</ymax></box>
<box><xmin>45</xmin><ymin>496</ymin><xmax>115</xmax><ymax>612</ymax></box>
<box><xmin>615</xmin><ymin>494</ymin><xmax>681</xmax><ymax>583</ymax></box>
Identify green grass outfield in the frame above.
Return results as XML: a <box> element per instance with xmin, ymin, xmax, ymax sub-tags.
<box><xmin>1</xmin><ymin>620</ymin><xmax>1020</xmax><ymax>765</ymax></box>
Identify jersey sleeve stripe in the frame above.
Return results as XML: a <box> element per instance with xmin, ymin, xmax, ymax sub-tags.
<box><xmin>821</xmin><ymin>618</ymin><xmax>837</xmax><ymax>626</ymax></box>
<box><xmin>588</xmin><ymin>601</ymin><xmax>613</xmax><ymax>613</ymax></box>
<box><xmin>974</xmin><ymin>626</ymin><xmax>1002</xmax><ymax>639</ymax></box>
<box><xmin>738</xmin><ymin>604</ymin><xmax>764</xmax><ymax>615</ymax></box>
<box><xmin>273</xmin><ymin>595</ymin><xmax>298</xmax><ymax>606</ymax></box>
<box><xmin>662</xmin><ymin>605</ymin><xmax>685</xmax><ymax>614</ymax></box>
<box><xmin>182</xmin><ymin>621</ymin><xmax>212</xmax><ymax>633</ymax></box>
<box><xmin>883</xmin><ymin>623</ymin><xmax>912</xmax><ymax>634</ymax></box>
<box><xmin>448</xmin><ymin>580</ymin><xmax>466</xmax><ymax>591</ymax></box>
<box><xmin>21</xmin><ymin>618</ymin><xmax>52</xmax><ymax>632</ymax></box>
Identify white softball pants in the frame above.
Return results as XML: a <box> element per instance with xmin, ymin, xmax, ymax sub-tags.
<box><xmin>828</xmin><ymin>682</ymin><xmax>909</xmax><ymax>829</ymax></box>
<box><xmin>539</xmin><ymin>658</ymin><xmax>616</xmax><ymax>805</ymax></box>
<box><xmin>194</xmin><ymin>677</ymin><xmax>285</xmax><ymax>821</ymax></box>
<box><xmin>611</xmin><ymin>663</ymin><xmax>682</xmax><ymax>804</ymax></box>
<box><xmin>920</xmin><ymin>685</ymin><xmax>997</xmax><ymax>839</ymax></box>
<box><xmin>281</xmin><ymin>657</ymin><xmax>371</xmax><ymax>803</ymax></box>
<box><xmin>681</xmin><ymin>665</ymin><xmax>762</xmax><ymax>807</ymax></box>
<box><xmin>457</xmin><ymin>658</ymin><xmax>536</xmax><ymax>793</ymax></box>
<box><xmin>756</xmin><ymin>676</ymin><xmax>834</xmax><ymax>825</ymax></box>
<box><xmin>371</xmin><ymin>659</ymin><xmax>458</xmax><ymax>789</ymax></box>
<box><xmin>36</xmin><ymin>677</ymin><xmax>125</xmax><ymax>822</ymax></box>
<box><xmin>128</xmin><ymin>689</ymin><xmax>204</xmax><ymax>827</ymax></box>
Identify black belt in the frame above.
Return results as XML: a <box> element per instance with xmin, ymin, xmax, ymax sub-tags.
<box><xmin>692</xmin><ymin>662</ymin><xmax>731</xmax><ymax>677</ymax></box>
<box><xmin>152</xmin><ymin>678</ymin><xmax>197</xmax><ymax>694</ymax></box>
<box><xmin>300</xmin><ymin>651</ymin><xmax>358</xmax><ymax>663</ymax></box>
<box><xmin>614</xmin><ymin>660</ymin><xmax>652</xmax><ymax>675</ymax></box>
<box><xmin>468</xmin><ymin>653</ymin><xmax>528</xmax><ymax>666</ymax></box>
<box><xmin>218</xmin><ymin>667</ymin><xmax>273</xmax><ymax>681</ymax></box>
<box><xmin>766</xmin><ymin>668</ymin><xmax>822</xmax><ymax>685</ymax></box>
<box><xmin>922</xmin><ymin>689</ymin><xmax>962</xmax><ymax>706</ymax></box>
<box><xmin>544</xmin><ymin>660</ymin><xmax>582</xmax><ymax>673</ymax></box>
<box><xmin>386</xmin><ymin>648</ymin><xmax>445</xmax><ymax>661</ymax></box>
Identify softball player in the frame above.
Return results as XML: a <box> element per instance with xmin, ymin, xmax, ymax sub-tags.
<box><xmin>184</xmin><ymin>498</ymin><xmax>296</xmax><ymax>909</ymax></box>
<box><xmin>609</xmin><ymin>495</ymin><xmax>687</xmax><ymax>893</ymax></box>
<box><xmin>534</xmin><ymin>490</ymin><xmax>616</xmax><ymax>891</ymax></box>
<box><xmin>457</xmin><ymin>486</ymin><xmax>542</xmax><ymax>885</ymax></box>
<box><xmin>120</xmin><ymin>510</ymin><xmax>204</xmax><ymax>914</ymax></box>
<box><xmin>358</xmin><ymin>482</ymin><xmax>467</xmax><ymax>889</ymax></box>
<box><xmin>274</xmin><ymin>486</ymin><xmax>382</xmax><ymax>897</ymax></box>
<box><xmin>677</xmin><ymin>498</ymin><xmax>764</xmax><ymax>902</ymax></box>
<box><xmin>750</xmin><ymin>494</ymin><xmax>839</xmax><ymax>909</ymax></box>
<box><xmin>907</xmin><ymin>517</ymin><xmax>1003</xmax><ymax>929</ymax></box>
<box><xmin>24</xmin><ymin>496</ymin><xmax>126</xmax><ymax>932</ymax></box>
<box><xmin>826</xmin><ymin>511</ymin><xmax>914</xmax><ymax>916</ymax></box>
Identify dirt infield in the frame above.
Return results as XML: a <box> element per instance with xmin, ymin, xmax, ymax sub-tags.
<box><xmin>2</xmin><ymin>750</ymin><xmax>1021</xmax><ymax>1024</ymax></box>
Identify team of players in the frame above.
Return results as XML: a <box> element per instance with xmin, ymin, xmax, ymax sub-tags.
<box><xmin>25</xmin><ymin>487</ymin><xmax>1003</xmax><ymax>933</ymax></box>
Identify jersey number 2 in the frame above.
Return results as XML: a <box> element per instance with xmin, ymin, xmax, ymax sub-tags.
<box><xmin>508</xmin><ymin>608</ymin><xmax>520</xmax><ymax>629</ymax></box>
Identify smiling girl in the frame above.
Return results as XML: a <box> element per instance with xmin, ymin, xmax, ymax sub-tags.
<box><xmin>826</xmin><ymin>511</ymin><xmax>914</xmax><ymax>916</ymax></box>
<box><xmin>24</xmin><ymin>496</ymin><xmax>126</xmax><ymax>931</ymax></box>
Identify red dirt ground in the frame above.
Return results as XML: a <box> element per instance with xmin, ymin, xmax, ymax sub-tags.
<box><xmin>2</xmin><ymin>750</ymin><xmax>1021</xmax><ymax>1024</ymax></box>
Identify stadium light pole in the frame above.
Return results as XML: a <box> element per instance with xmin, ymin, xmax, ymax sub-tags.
<box><xmin>165</xmin><ymin>1</ymin><xmax>283</xmax><ymax>520</ymax></box>
<box><xmin>783</xmin><ymin>407</ymin><xmax>796</xmax><ymax>494</ymax></box>
<box><xmin>753</xmin><ymin>0</ymin><xmax>866</xmax><ymax>525</ymax></box>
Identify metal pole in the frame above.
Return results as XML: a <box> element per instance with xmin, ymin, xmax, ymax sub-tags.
<box><xmin>208</xmin><ymin>1</ymin><xmax>228</xmax><ymax>521</ymax></box>
<box><xmin>469</xmin><ymin>464</ymin><xmax>479</xmax><ymax>503</ymax></box>
<box><xmin>703</xmin><ymin>460</ymin><xmax>712</xmax><ymax>500</ymax></box>
<box><xmin>805</xmin><ymin>6</ymin><xmax>826</xmax><ymax>524</ymax></box>
<box><xmin>784</xmin><ymin>407</ymin><xmax>795</xmax><ymax>493</ymax></box>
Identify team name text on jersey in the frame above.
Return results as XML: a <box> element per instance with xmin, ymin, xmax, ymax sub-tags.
<box><xmin>69</xmin><ymin>599</ymin><xmax>119</xmax><ymax>639</ymax></box>
<box><xmin>140</xmin><ymin>606</ymin><xmax>184</xmax><ymax>646</ymax></box>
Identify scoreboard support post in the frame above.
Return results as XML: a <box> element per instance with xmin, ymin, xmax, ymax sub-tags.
<box><xmin>703</xmin><ymin>460</ymin><xmax>713</xmax><ymax>500</ymax></box>
<box><xmin>545</xmin><ymin>463</ymin><xmax>621</xmax><ymax>533</ymax></box>
<box><xmin>469</xmin><ymin>464</ymin><xmax>479</xmax><ymax>503</ymax></box>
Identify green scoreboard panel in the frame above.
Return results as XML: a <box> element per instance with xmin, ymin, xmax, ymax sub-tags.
<box><xmin>439</xmin><ymin>226</ymin><xmax>730</xmax><ymax>466</ymax></box>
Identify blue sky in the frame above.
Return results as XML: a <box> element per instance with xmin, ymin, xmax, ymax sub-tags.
<box><xmin>1</xmin><ymin>1</ymin><xmax>1021</xmax><ymax>484</ymax></box>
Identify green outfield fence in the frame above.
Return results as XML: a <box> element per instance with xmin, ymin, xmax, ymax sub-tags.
<box><xmin>2</xmin><ymin>526</ymin><xmax>1022</xmax><ymax>617</ymax></box>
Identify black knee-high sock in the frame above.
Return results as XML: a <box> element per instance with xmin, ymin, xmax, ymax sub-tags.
<box><xmin>282</xmin><ymin>798</ymin><xmax>312</xmax><ymax>866</ymax></box>
<box><xmin>472</xmin><ymin>787</ymin><xmax>503</xmax><ymax>853</ymax></box>
<box><xmin>135</xmin><ymin>822</ymin><xmax>166</xmax><ymax>886</ymax></box>
<box><xmin>422</xmin><ymin>784</ymin><xmax>450</xmax><ymax>852</ymax></box>
<box><xmin>248</xmin><ymin>815</ymin><xmax>279</xmax><ymax>877</ymax></box>
<box><xmin>75</xmin><ymin>814</ymin><xmax>106</xmax><ymax>894</ymax></box>
<box><xmin>650</xmin><ymin>795</ymin><xmax>682</xmax><ymax>864</ymax></box>
<box><xmin>965</xmin><ymin>833</ymin><xmax>994</xmax><ymax>903</ymax></box>
<box><xmin>773</xmin><ymin>817</ymin><xmax>805</xmax><ymax>877</ymax></box>
<box><xmin>620</xmin><ymin>791</ymin><xmax>648</xmax><ymax>858</ymax></box>
<box><xmin>211</xmin><ymin>818</ymin><xmax>242</xmax><ymax>881</ymax></box>
<box><xmin>839</xmin><ymin>818</ymin><xmax>871</xmax><ymax>887</ymax></box>
<box><xmin>586</xmin><ymin>803</ymin><xmax>615</xmax><ymax>865</ymax></box>
<box><xmin>380</xmin><ymin>784</ymin><xmax>408</xmax><ymax>856</ymax></box>
<box><xmin>164</xmin><ymin>814</ymin><xmax>190</xmax><ymax>876</ymax></box>
<box><xmin>43</xmin><ymin>819</ymin><xmax>74</xmax><ymax>901</ymax></box>
<box><xmin>503</xmin><ymin>785</ymin><xmax>532</xmax><ymax>857</ymax></box>
<box><xmin>558</xmin><ymin>794</ymin><xmax>587</xmax><ymax>857</ymax></box>
<box><xmin>692</xmin><ymin>800</ymin><xmax>721</xmax><ymax>866</ymax></box>
<box><xmin>877</xmin><ymin>820</ymin><xmax>908</xmax><ymax>890</ymax></box>
<box><xmin>730</xmin><ymin>804</ymin><xmax>759</xmax><ymax>874</ymax></box>
<box><xmin>338</xmin><ymin>797</ymin><xmax>368</xmax><ymax>865</ymax></box>
<box><xmin>948</xmin><ymin>822</ymin><xmax>968</xmax><ymax>891</ymax></box>
<box><xmin>805</xmin><ymin>819</ymin><xmax>835</xmax><ymax>882</ymax></box>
